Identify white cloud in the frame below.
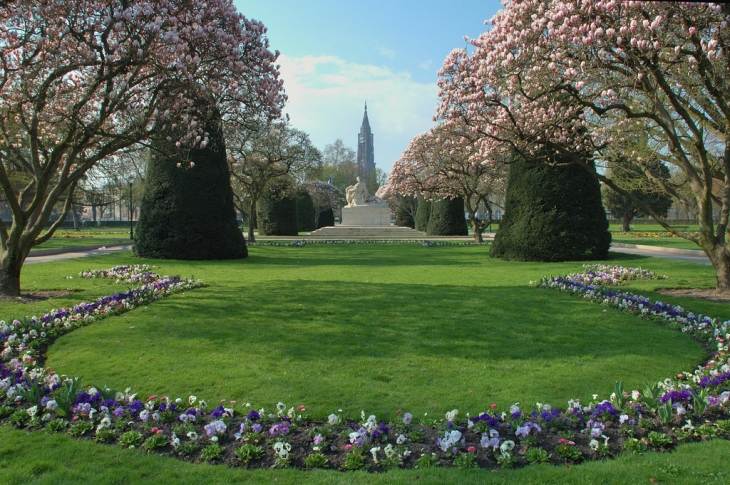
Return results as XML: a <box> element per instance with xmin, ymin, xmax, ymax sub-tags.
<box><xmin>419</xmin><ymin>59</ymin><xmax>433</xmax><ymax>70</ymax></box>
<box><xmin>378</xmin><ymin>46</ymin><xmax>397</xmax><ymax>59</ymax></box>
<box><xmin>277</xmin><ymin>54</ymin><xmax>438</xmax><ymax>174</ymax></box>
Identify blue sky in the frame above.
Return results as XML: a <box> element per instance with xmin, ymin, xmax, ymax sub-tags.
<box><xmin>233</xmin><ymin>0</ymin><xmax>503</xmax><ymax>174</ymax></box>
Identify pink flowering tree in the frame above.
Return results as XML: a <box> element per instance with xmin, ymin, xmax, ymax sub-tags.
<box><xmin>0</xmin><ymin>0</ymin><xmax>285</xmax><ymax>295</ymax></box>
<box><xmin>438</xmin><ymin>1</ymin><xmax>730</xmax><ymax>290</ymax></box>
<box><xmin>388</xmin><ymin>122</ymin><xmax>506</xmax><ymax>243</ymax></box>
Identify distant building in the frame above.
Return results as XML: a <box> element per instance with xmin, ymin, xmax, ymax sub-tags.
<box><xmin>357</xmin><ymin>102</ymin><xmax>375</xmax><ymax>180</ymax></box>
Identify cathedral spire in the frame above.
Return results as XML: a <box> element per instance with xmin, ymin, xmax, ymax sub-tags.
<box><xmin>357</xmin><ymin>103</ymin><xmax>375</xmax><ymax>179</ymax></box>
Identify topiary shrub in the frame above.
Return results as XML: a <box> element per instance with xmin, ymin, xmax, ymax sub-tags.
<box><xmin>414</xmin><ymin>197</ymin><xmax>431</xmax><ymax>232</ymax></box>
<box><xmin>257</xmin><ymin>178</ymin><xmax>298</xmax><ymax>236</ymax></box>
<box><xmin>491</xmin><ymin>155</ymin><xmax>611</xmax><ymax>262</ymax></box>
<box><xmin>296</xmin><ymin>188</ymin><xmax>316</xmax><ymax>232</ymax></box>
<box><xmin>134</xmin><ymin>107</ymin><xmax>247</xmax><ymax>260</ymax></box>
<box><xmin>317</xmin><ymin>208</ymin><xmax>335</xmax><ymax>228</ymax></box>
<box><xmin>426</xmin><ymin>196</ymin><xmax>468</xmax><ymax>236</ymax></box>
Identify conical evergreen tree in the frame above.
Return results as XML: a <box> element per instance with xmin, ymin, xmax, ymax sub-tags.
<box><xmin>491</xmin><ymin>155</ymin><xmax>611</xmax><ymax>261</ymax></box>
<box><xmin>295</xmin><ymin>187</ymin><xmax>316</xmax><ymax>232</ymax></box>
<box><xmin>257</xmin><ymin>178</ymin><xmax>298</xmax><ymax>236</ymax></box>
<box><xmin>134</xmin><ymin>107</ymin><xmax>247</xmax><ymax>260</ymax></box>
<box><xmin>426</xmin><ymin>196</ymin><xmax>468</xmax><ymax>236</ymax></box>
<box><xmin>414</xmin><ymin>197</ymin><xmax>431</xmax><ymax>232</ymax></box>
<box><xmin>317</xmin><ymin>208</ymin><xmax>335</xmax><ymax>228</ymax></box>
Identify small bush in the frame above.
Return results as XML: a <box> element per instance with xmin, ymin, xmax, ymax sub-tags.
<box><xmin>296</xmin><ymin>188</ymin><xmax>316</xmax><ymax>232</ymax></box>
<box><xmin>426</xmin><ymin>196</ymin><xmax>468</xmax><ymax>236</ymax></box>
<box><xmin>317</xmin><ymin>207</ymin><xmax>335</xmax><ymax>228</ymax></box>
<box><xmin>95</xmin><ymin>429</ymin><xmax>117</xmax><ymax>444</ymax></box>
<box><xmin>235</xmin><ymin>443</ymin><xmax>264</xmax><ymax>465</ymax></box>
<box><xmin>201</xmin><ymin>443</ymin><xmax>224</xmax><ymax>462</ymax></box>
<box><xmin>414</xmin><ymin>197</ymin><xmax>431</xmax><ymax>232</ymax></box>
<box><xmin>257</xmin><ymin>178</ymin><xmax>298</xmax><ymax>236</ymax></box>
<box><xmin>119</xmin><ymin>430</ymin><xmax>144</xmax><ymax>448</ymax></box>
<box><xmin>304</xmin><ymin>452</ymin><xmax>329</xmax><ymax>469</ymax></box>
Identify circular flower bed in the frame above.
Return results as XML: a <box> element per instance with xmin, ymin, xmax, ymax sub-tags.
<box><xmin>1</xmin><ymin>264</ymin><xmax>729</xmax><ymax>471</ymax></box>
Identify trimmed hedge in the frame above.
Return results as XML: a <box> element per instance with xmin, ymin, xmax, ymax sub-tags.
<box><xmin>414</xmin><ymin>197</ymin><xmax>431</xmax><ymax>232</ymax></box>
<box><xmin>134</xmin><ymin>109</ymin><xmax>247</xmax><ymax>260</ymax></box>
<box><xmin>257</xmin><ymin>179</ymin><xmax>299</xmax><ymax>236</ymax></box>
<box><xmin>491</xmin><ymin>155</ymin><xmax>611</xmax><ymax>262</ymax></box>
<box><xmin>317</xmin><ymin>208</ymin><xmax>335</xmax><ymax>228</ymax></box>
<box><xmin>426</xmin><ymin>196</ymin><xmax>468</xmax><ymax>236</ymax></box>
<box><xmin>295</xmin><ymin>188</ymin><xmax>316</xmax><ymax>232</ymax></box>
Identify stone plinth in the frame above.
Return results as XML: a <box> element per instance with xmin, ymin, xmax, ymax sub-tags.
<box><xmin>341</xmin><ymin>204</ymin><xmax>391</xmax><ymax>226</ymax></box>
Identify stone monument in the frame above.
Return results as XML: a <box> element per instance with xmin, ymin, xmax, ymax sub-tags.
<box><xmin>341</xmin><ymin>177</ymin><xmax>391</xmax><ymax>226</ymax></box>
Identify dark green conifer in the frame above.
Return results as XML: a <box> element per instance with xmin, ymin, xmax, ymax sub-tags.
<box><xmin>414</xmin><ymin>197</ymin><xmax>431</xmax><ymax>232</ymax></box>
<box><xmin>491</xmin><ymin>155</ymin><xmax>611</xmax><ymax>261</ymax></box>
<box><xmin>134</xmin><ymin>107</ymin><xmax>246</xmax><ymax>260</ymax></box>
<box><xmin>426</xmin><ymin>196</ymin><xmax>468</xmax><ymax>236</ymax></box>
<box><xmin>295</xmin><ymin>187</ymin><xmax>316</xmax><ymax>232</ymax></box>
<box><xmin>257</xmin><ymin>178</ymin><xmax>298</xmax><ymax>236</ymax></box>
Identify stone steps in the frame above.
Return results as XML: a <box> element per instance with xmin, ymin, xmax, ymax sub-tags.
<box><xmin>307</xmin><ymin>225</ymin><xmax>427</xmax><ymax>238</ymax></box>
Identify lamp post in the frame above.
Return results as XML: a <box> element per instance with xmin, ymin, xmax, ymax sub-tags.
<box><xmin>127</xmin><ymin>176</ymin><xmax>134</xmax><ymax>240</ymax></box>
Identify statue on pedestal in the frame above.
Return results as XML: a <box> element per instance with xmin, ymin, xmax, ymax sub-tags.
<box><xmin>345</xmin><ymin>176</ymin><xmax>383</xmax><ymax>207</ymax></box>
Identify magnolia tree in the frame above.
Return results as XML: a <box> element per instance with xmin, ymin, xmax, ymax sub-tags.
<box><xmin>388</xmin><ymin>122</ymin><xmax>506</xmax><ymax>243</ymax></box>
<box><xmin>0</xmin><ymin>0</ymin><xmax>285</xmax><ymax>295</ymax></box>
<box><xmin>227</xmin><ymin>121</ymin><xmax>321</xmax><ymax>242</ymax></box>
<box><xmin>437</xmin><ymin>1</ymin><xmax>730</xmax><ymax>289</ymax></box>
<box><xmin>375</xmin><ymin>183</ymin><xmax>418</xmax><ymax>228</ymax></box>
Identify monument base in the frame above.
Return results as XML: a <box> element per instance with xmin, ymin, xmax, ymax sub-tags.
<box><xmin>341</xmin><ymin>204</ymin><xmax>391</xmax><ymax>226</ymax></box>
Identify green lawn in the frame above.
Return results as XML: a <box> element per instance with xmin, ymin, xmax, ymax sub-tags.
<box><xmin>611</xmin><ymin>237</ymin><xmax>704</xmax><ymax>251</ymax></box>
<box><xmin>32</xmin><ymin>229</ymin><xmax>131</xmax><ymax>250</ymax></box>
<box><xmin>2</xmin><ymin>245</ymin><xmax>728</xmax><ymax>482</ymax></box>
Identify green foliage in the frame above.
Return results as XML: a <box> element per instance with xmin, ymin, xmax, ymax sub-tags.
<box><xmin>496</xmin><ymin>452</ymin><xmax>517</xmax><ymax>469</ymax></box>
<box><xmin>414</xmin><ymin>197</ymin><xmax>431</xmax><ymax>232</ymax></box>
<box><xmin>624</xmin><ymin>437</ymin><xmax>648</xmax><ymax>454</ymax></box>
<box><xmin>414</xmin><ymin>453</ymin><xmax>438</xmax><ymax>468</ymax></box>
<box><xmin>525</xmin><ymin>447</ymin><xmax>551</xmax><ymax>464</ymax></box>
<box><xmin>453</xmin><ymin>452</ymin><xmax>478</xmax><ymax>469</ymax></box>
<box><xmin>697</xmin><ymin>423</ymin><xmax>717</xmax><ymax>438</ymax></box>
<box><xmin>143</xmin><ymin>433</ymin><xmax>169</xmax><ymax>452</ymax></box>
<box><xmin>602</xmin><ymin>159</ymin><xmax>673</xmax><ymax>232</ymax></box>
<box><xmin>68</xmin><ymin>420</ymin><xmax>95</xmax><ymax>437</ymax></box>
<box><xmin>10</xmin><ymin>409</ymin><xmax>29</xmax><ymax>427</ymax></box>
<box><xmin>555</xmin><ymin>441</ymin><xmax>582</xmax><ymax>462</ymax></box>
<box><xmin>304</xmin><ymin>452</ymin><xmax>329</xmax><ymax>469</ymax></box>
<box><xmin>173</xmin><ymin>423</ymin><xmax>196</xmax><ymax>437</ymax></box>
<box><xmin>647</xmin><ymin>431</ymin><xmax>673</xmax><ymax>449</ymax></box>
<box><xmin>395</xmin><ymin>196</ymin><xmax>417</xmax><ymax>229</ymax></box>
<box><xmin>202</xmin><ymin>443</ymin><xmax>224</xmax><ymax>462</ymax></box>
<box><xmin>95</xmin><ymin>429</ymin><xmax>117</xmax><ymax>444</ymax></box>
<box><xmin>295</xmin><ymin>188</ymin><xmax>316</xmax><ymax>232</ymax></box>
<box><xmin>316</xmin><ymin>207</ymin><xmax>334</xmax><ymax>228</ymax></box>
<box><xmin>0</xmin><ymin>406</ymin><xmax>14</xmax><ymax>419</ymax></box>
<box><xmin>17</xmin><ymin>379</ymin><xmax>44</xmax><ymax>405</ymax></box>
<box><xmin>53</xmin><ymin>377</ymin><xmax>83</xmax><ymax>418</ymax></box>
<box><xmin>235</xmin><ymin>443</ymin><xmax>264</xmax><ymax>465</ymax></box>
<box><xmin>119</xmin><ymin>430</ymin><xmax>144</xmax><ymax>448</ymax></box>
<box><xmin>257</xmin><ymin>178</ymin><xmax>298</xmax><ymax>236</ymax></box>
<box><xmin>135</xmin><ymin>106</ymin><xmax>247</xmax><ymax>260</ymax></box>
<box><xmin>491</xmin><ymin>155</ymin><xmax>611</xmax><ymax>262</ymax></box>
<box><xmin>426</xmin><ymin>196</ymin><xmax>468</xmax><ymax>236</ymax></box>
<box><xmin>716</xmin><ymin>420</ymin><xmax>730</xmax><ymax>433</ymax></box>
<box><xmin>175</xmin><ymin>440</ymin><xmax>200</xmax><ymax>456</ymax></box>
<box><xmin>342</xmin><ymin>448</ymin><xmax>366</xmax><ymax>471</ymax></box>
<box><xmin>45</xmin><ymin>418</ymin><xmax>68</xmax><ymax>433</ymax></box>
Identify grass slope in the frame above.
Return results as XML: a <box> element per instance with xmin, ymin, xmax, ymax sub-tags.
<box><xmin>9</xmin><ymin>245</ymin><xmax>720</xmax><ymax>418</ymax></box>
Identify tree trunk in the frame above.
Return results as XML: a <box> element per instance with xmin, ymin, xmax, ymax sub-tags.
<box><xmin>247</xmin><ymin>199</ymin><xmax>257</xmax><ymax>243</ymax></box>
<box><xmin>0</xmin><ymin>245</ymin><xmax>29</xmax><ymax>297</ymax></box>
<box><xmin>71</xmin><ymin>206</ymin><xmax>80</xmax><ymax>231</ymax></box>
<box><xmin>468</xmin><ymin>214</ymin><xmax>483</xmax><ymax>243</ymax></box>
<box><xmin>622</xmin><ymin>212</ymin><xmax>632</xmax><ymax>232</ymax></box>
<box><xmin>706</xmin><ymin>243</ymin><xmax>730</xmax><ymax>291</ymax></box>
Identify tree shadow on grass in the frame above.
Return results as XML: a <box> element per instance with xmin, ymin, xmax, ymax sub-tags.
<box><xmin>161</xmin><ymin>280</ymin><xmax>704</xmax><ymax>364</ymax></box>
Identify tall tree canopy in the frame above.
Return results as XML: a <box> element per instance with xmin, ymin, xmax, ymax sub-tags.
<box><xmin>437</xmin><ymin>1</ymin><xmax>730</xmax><ymax>290</ymax></box>
<box><xmin>0</xmin><ymin>0</ymin><xmax>285</xmax><ymax>295</ymax></box>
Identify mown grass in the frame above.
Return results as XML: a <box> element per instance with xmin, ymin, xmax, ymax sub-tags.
<box><xmin>32</xmin><ymin>228</ymin><xmax>130</xmax><ymax>250</ymax></box>
<box><xmin>3</xmin><ymin>245</ymin><xmax>728</xmax><ymax>483</ymax></box>
<box><xmin>2</xmin><ymin>425</ymin><xmax>730</xmax><ymax>484</ymax></box>
<box><xmin>611</xmin><ymin>237</ymin><xmax>703</xmax><ymax>250</ymax></box>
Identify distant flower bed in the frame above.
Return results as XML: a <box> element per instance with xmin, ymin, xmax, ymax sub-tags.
<box><xmin>0</xmin><ymin>264</ymin><xmax>728</xmax><ymax>472</ymax></box>
<box><xmin>249</xmin><ymin>240</ymin><xmax>487</xmax><ymax>247</ymax></box>
<box><xmin>43</xmin><ymin>231</ymin><xmax>129</xmax><ymax>239</ymax></box>
<box><xmin>615</xmin><ymin>232</ymin><xmax>698</xmax><ymax>239</ymax></box>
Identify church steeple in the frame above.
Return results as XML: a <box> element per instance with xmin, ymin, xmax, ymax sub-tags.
<box><xmin>357</xmin><ymin>102</ymin><xmax>375</xmax><ymax>180</ymax></box>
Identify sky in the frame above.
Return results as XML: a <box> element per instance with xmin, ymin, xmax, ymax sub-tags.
<box><xmin>233</xmin><ymin>0</ymin><xmax>504</xmax><ymax>175</ymax></box>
